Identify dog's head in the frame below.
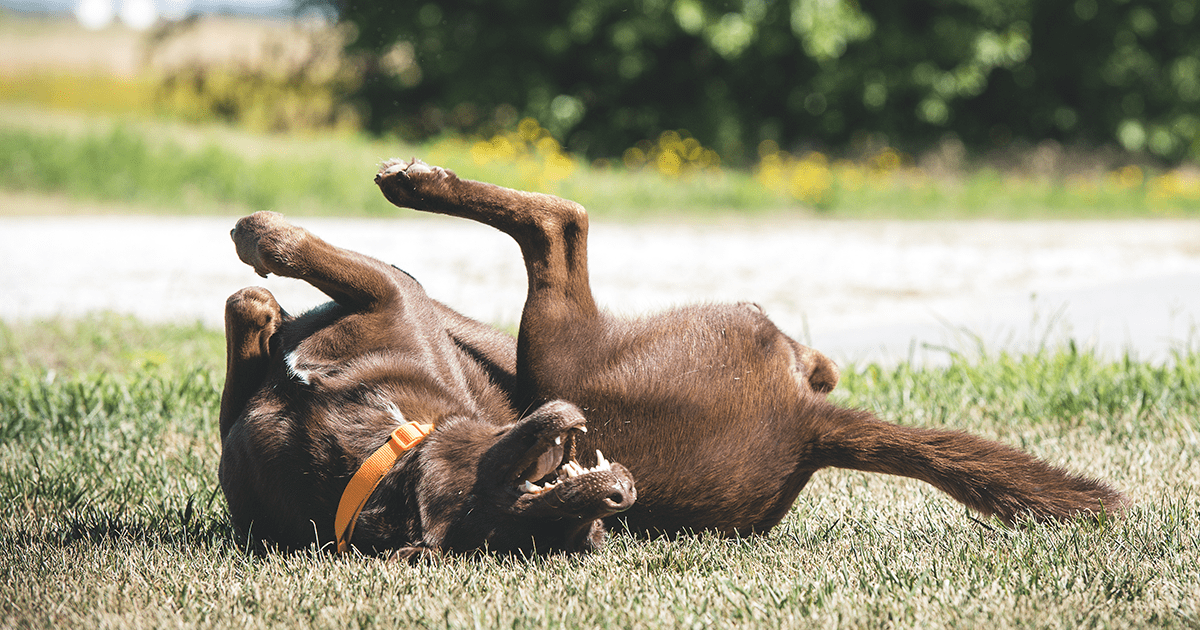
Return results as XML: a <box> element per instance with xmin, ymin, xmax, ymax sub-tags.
<box><xmin>396</xmin><ymin>400</ymin><xmax>636</xmax><ymax>556</ymax></box>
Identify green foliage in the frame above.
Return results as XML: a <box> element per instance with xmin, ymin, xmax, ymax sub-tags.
<box><xmin>154</xmin><ymin>66</ymin><xmax>360</xmax><ymax>133</ymax></box>
<box><xmin>147</xmin><ymin>20</ymin><xmax>363</xmax><ymax>134</ymax></box>
<box><xmin>327</xmin><ymin>0</ymin><xmax>1200</xmax><ymax>163</ymax></box>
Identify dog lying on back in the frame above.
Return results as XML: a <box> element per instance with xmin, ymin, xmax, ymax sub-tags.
<box><xmin>218</xmin><ymin>159</ymin><xmax>1126</xmax><ymax>557</ymax></box>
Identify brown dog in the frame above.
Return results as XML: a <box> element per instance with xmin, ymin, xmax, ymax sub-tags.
<box><xmin>219</xmin><ymin>159</ymin><xmax>1125</xmax><ymax>556</ymax></box>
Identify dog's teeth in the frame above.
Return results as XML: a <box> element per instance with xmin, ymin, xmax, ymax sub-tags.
<box><xmin>558</xmin><ymin>456</ymin><xmax>614</xmax><ymax>478</ymax></box>
<box><xmin>519</xmin><ymin>481</ymin><xmax>540</xmax><ymax>493</ymax></box>
<box><xmin>554</xmin><ymin>436</ymin><xmax>562</xmax><ymax>445</ymax></box>
<box><xmin>578</xmin><ymin>426</ymin><xmax>588</xmax><ymax>433</ymax></box>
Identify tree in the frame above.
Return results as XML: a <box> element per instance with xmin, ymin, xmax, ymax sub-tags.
<box><xmin>320</xmin><ymin>0</ymin><xmax>1200</xmax><ymax>163</ymax></box>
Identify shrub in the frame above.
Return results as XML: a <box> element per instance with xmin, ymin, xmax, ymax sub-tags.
<box><xmin>321</xmin><ymin>0</ymin><xmax>1200</xmax><ymax>164</ymax></box>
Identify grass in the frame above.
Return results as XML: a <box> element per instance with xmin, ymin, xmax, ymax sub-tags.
<box><xmin>1</xmin><ymin>315</ymin><xmax>1198</xmax><ymax>628</ymax></box>
<box><xmin>0</xmin><ymin>107</ymin><xmax>401</xmax><ymax>217</ymax></box>
<box><xmin>0</xmin><ymin>313</ymin><xmax>224</xmax><ymax>377</ymax></box>
<box><xmin>3</xmin><ymin>104</ymin><xmax>1200</xmax><ymax>220</ymax></box>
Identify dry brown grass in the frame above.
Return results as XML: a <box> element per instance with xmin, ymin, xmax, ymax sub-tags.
<box><xmin>0</xmin><ymin>13</ymin><xmax>327</xmax><ymax>78</ymax></box>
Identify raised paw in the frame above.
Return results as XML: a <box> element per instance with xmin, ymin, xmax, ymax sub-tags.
<box><xmin>230</xmin><ymin>211</ymin><xmax>308</xmax><ymax>278</ymax></box>
<box><xmin>374</xmin><ymin>158</ymin><xmax>455</xmax><ymax>210</ymax></box>
<box><xmin>225</xmin><ymin>286</ymin><xmax>284</xmax><ymax>336</ymax></box>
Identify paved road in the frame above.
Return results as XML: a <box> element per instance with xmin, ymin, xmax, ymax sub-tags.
<box><xmin>3</xmin><ymin>214</ymin><xmax>1199</xmax><ymax>366</ymax></box>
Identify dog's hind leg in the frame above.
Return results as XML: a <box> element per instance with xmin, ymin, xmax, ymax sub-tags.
<box><xmin>375</xmin><ymin>159</ymin><xmax>599</xmax><ymax>406</ymax></box>
<box><xmin>220</xmin><ymin>286</ymin><xmax>287</xmax><ymax>439</ymax></box>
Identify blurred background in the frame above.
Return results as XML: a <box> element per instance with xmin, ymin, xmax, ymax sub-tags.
<box><xmin>3</xmin><ymin>0</ymin><xmax>1200</xmax><ymax>214</ymax></box>
<box><xmin>1</xmin><ymin>0</ymin><xmax>1199</xmax><ymax>365</ymax></box>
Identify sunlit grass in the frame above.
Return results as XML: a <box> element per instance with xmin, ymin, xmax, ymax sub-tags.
<box><xmin>0</xmin><ymin>313</ymin><xmax>224</xmax><ymax>377</ymax></box>
<box><xmin>1</xmin><ymin>316</ymin><xmax>1198</xmax><ymax>627</ymax></box>
<box><xmin>0</xmin><ymin>113</ymin><xmax>400</xmax><ymax>216</ymax></box>
<box><xmin>0</xmin><ymin>73</ymin><xmax>155</xmax><ymax>116</ymax></box>
<box><xmin>3</xmin><ymin>103</ymin><xmax>1200</xmax><ymax>219</ymax></box>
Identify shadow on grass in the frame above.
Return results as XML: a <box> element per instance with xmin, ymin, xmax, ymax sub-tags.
<box><xmin>7</xmin><ymin>488</ymin><xmax>240</xmax><ymax>553</ymax></box>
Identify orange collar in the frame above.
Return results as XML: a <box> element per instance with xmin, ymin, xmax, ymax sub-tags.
<box><xmin>334</xmin><ymin>420</ymin><xmax>433</xmax><ymax>553</ymax></box>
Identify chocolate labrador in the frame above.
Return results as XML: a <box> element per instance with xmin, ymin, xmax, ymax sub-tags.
<box><xmin>218</xmin><ymin>159</ymin><xmax>1125</xmax><ymax>557</ymax></box>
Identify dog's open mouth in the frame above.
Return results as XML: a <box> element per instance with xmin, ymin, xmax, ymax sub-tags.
<box><xmin>520</xmin><ymin>450</ymin><xmax>615</xmax><ymax>495</ymax></box>
<box><xmin>494</xmin><ymin>403</ymin><xmax>635</xmax><ymax>518</ymax></box>
<box><xmin>511</xmin><ymin>427</ymin><xmax>616</xmax><ymax>496</ymax></box>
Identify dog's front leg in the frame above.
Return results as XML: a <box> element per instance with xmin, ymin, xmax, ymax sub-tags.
<box><xmin>230</xmin><ymin>211</ymin><xmax>403</xmax><ymax>310</ymax></box>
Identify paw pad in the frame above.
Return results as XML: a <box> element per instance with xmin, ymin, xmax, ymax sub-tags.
<box><xmin>404</xmin><ymin>160</ymin><xmax>435</xmax><ymax>175</ymax></box>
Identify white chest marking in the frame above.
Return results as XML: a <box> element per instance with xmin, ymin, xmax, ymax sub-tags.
<box><xmin>284</xmin><ymin>351</ymin><xmax>314</xmax><ymax>385</ymax></box>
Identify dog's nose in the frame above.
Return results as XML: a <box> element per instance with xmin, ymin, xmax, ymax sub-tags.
<box><xmin>603</xmin><ymin>480</ymin><xmax>636</xmax><ymax>512</ymax></box>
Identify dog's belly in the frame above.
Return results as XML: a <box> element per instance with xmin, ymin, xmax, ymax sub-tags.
<box><xmin>560</xmin><ymin>311</ymin><xmax>819</xmax><ymax>534</ymax></box>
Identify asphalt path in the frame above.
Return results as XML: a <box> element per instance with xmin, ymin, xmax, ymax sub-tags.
<box><xmin>3</xmin><ymin>214</ymin><xmax>1199</xmax><ymax>366</ymax></box>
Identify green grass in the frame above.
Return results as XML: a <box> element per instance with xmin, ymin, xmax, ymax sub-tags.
<box><xmin>4</xmin><ymin>104</ymin><xmax>1199</xmax><ymax>220</ymax></box>
<box><xmin>1</xmin><ymin>316</ymin><xmax>1198</xmax><ymax>628</ymax></box>
<box><xmin>0</xmin><ymin>114</ymin><xmax>401</xmax><ymax>217</ymax></box>
<box><xmin>0</xmin><ymin>313</ymin><xmax>224</xmax><ymax>377</ymax></box>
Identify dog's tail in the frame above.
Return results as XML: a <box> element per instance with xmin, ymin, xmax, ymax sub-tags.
<box><xmin>808</xmin><ymin>402</ymin><xmax>1126</xmax><ymax>524</ymax></box>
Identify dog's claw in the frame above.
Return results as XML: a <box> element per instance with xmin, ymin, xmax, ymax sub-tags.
<box><xmin>377</xmin><ymin>159</ymin><xmax>408</xmax><ymax>180</ymax></box>
<box><xmin>376</xmin><ymin>158</ymin><xmax>441</xmax><ymax>183</ymax></box>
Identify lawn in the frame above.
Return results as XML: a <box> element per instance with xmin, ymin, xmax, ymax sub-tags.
<box><xmin>1</xmin><ymin>315</ymin><xmax>1197</xmax><ymax>628</ymax></box>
